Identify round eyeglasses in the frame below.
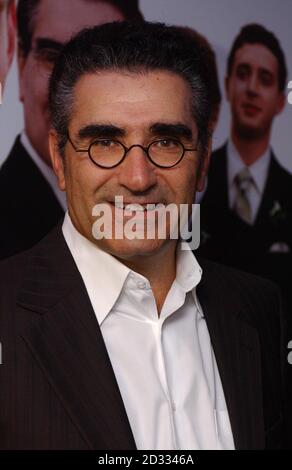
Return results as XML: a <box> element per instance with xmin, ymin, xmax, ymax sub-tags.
<box><xmin>67</xmin><ymin>134</ymin><xmax>198</xmax><ymax>169</ymax></box>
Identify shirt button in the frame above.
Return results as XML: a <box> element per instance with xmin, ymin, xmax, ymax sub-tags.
<box><xmin>137</xmin><ymin>282</ymin><xmax>147</xmax><ymax>290</ymax></box>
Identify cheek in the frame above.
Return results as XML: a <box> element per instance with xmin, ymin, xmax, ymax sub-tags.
<box><xmin>22</xmin><ymin>65</ymin><xmax>49</xmax><ymax>109</ymax></box>
<box><xmin>66</xmin><ymin>161</ymin><xmax>108</xmax><ymax>208</ymax></box>
<box><xmin>233</xmin><ymin>84</ymin><xmax>244</xmax><ymax>101</ymax></box>
<box><xmin>170</xmin><ymin>166</ymin><xmax>197</xmax><ymax>205</ymax></box>
<box><xmin>185</xmin><ymin>173</ymin><xmax>197</xmax><ymax>202</ymax></box>
<box><xmin>229</xmin><ymin>80</ymin><xmax>245</xmax><ymax>100</ymax></box>
<box><xmin>67</xmin><ymin>165</ymin><xmax>90</xmax><ymax>197</ymax></box>
<box><xmin>34</xmin><ymin>76</ymin><xmax>50</xmax><ymax>110</ymax></box>
<box><xmin>262</xmin><ymin>92</ymin><xmax>280</xmax><ymax>114</ymax></box>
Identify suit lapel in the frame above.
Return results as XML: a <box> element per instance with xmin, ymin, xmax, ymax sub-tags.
<box><xmin>197</xmin><ymin>261</ymin><xmax>265</xmax><ymax>449</ymax></box>
<box><xmin>16</xmin><ymin>226</ymin><xmax>136</xmax><ymax>450</ymax></box>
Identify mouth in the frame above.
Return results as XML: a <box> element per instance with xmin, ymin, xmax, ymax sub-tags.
<box><xmin>108</xmin><ymin>201</ymin><xmax>164</xmax><ymax>217</ymax></box>
<box><xmin>242</xmin><ymin>103</ymin><xmax>261</xmax><ymax>116</ymax></box>
<box><xmin>115</xmin><ymin>201</ymin><xmax>160</xmax><ymax>210</ymax></box>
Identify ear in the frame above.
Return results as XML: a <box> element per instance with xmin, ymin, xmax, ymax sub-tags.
<box><xmin>196</xmin><ymin>138</ymin><xmax>212</xmax><ymax>193</ymax></box>
<box><xmin>49</xmin><ymin>129</ymin><xmax>66</xmax><ymax>191</ymax></box>
<box><xmin>7</xmin><ymin>0</ymin><xmax>16</xmax><ymax>68</ymax></box>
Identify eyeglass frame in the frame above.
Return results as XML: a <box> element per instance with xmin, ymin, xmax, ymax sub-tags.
<box><xmin>66</xmin><ymin>133</ymin><xmax>198</xmax><ymax>169</ymax></box>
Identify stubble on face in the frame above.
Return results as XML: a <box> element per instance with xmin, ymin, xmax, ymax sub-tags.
<box><xmin>53</xmin><ymin>70</ymin><xmax>203</xmax><ymax>263</ymax></box>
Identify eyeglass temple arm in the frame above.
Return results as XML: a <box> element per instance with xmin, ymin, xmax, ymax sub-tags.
<box><xmin>67</xmin><ymin>133</ymin><xmax>89</xmax><ymax>153</ymax></box>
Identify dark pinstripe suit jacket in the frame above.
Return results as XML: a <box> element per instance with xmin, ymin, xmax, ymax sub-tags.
<box><xmin>0</xmin><ymin>224</ymin><xmax>290</xmax><ymax>449</ymax></box>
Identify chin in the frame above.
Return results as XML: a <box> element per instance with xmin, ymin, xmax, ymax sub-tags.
<box><xmin>98</xmin><ymin>238</ymin><xmax>171</xmax><ymax>261</ymax></box>
<box><xmin>238</xmin><ymin>123</ymin><xmax>264</xmax><ymax>140</ymax></box>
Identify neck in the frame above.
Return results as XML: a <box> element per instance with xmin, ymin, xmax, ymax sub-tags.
<box><xmin>118</xmin><ymin>241</ymin><xmax>177</xmax><ymax>316</ymax></box>
<box><xmin>231</xmin><ymin>127</ymin><xmax>270</xmax><ymax>166</ymax></box>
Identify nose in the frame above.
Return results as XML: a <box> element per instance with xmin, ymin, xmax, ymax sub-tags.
<box><xmin>117</xmin><ymin>145</ymin><xmax>157</xmax><ymax>193</ymax></box>
<box><xmin>246</xmin><ymin>72</ymin><xmax>259</xmax><ymax>95</ymax></box>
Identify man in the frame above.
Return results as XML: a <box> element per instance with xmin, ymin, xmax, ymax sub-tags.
<box><xmin>0</xmin><ymin>0</ymin><xmax>143</xmax><ymax>259</ymax></box>
<box><xmin>0</xmin><ymin>22</ymin><xmax>289</xmax><ymax>450</ymax></box>
<box><xmin>0</xmin><ymin>0</ymin><xmax>15</xmax><ymax>99</ymax></box>
<box><xmin>199</xmin><ymin>24</ymin><xmax>292</xmax><ymax>311</ymax></box>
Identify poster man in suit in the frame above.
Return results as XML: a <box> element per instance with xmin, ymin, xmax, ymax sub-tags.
<box><xmin>0</xmin><ymin>21</ymin><xmax>289</xmax><ymax>450</ymax></box>
<box><xmin>199</xmin><ymin>24</ymin><xmax>292</xmax><ymax>311</ymax></box>
<box><xmin>0</xmin><ymin>0</ymin><xmax>143</xmax><ymax>259</ymax></box>
<box><xmin>0</xmin><ymin>0</ymin><xmax>15</xmax><ymax>97</ymax></box>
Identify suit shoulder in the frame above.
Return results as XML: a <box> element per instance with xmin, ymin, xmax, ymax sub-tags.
<box><xmin>199</xmin><ymin>255</ymin><xmax>278</xmax><ymax>290</ymax></box>
<box><xmin>0</xmin><ymin>252</ymin><xmax>30</xmax><ymax>335</ymax></box>
<box><xmin>198</xmin><ymin>256</ymin><xmax>281</xmax><ymax>317</ymax></box>
<box><xmin>273</xmin><ymin>158</ymin><xmax>292</xmax><ymax>186</ymax></box>
<box><xmin>209</xmin><ymin>144</ymin><xmax>227</xmax><ymax>169</ymax></box>
<box><xmin>198</xmin><ymin>258</ymin><xmax>285</xmax><ymax>345</ymax></box>
<box><xmin>0</xmin><ymin>250</ymin><xmax>29</xmax><ymax>290</ymax></box>
<box><xmin>211</xmin><ymin>144</ymin><xmax>227</xmax><ymax>158</ymax></box>
<box><xmin>269</xmin><ymin>156</ymin><xmax>292</xmax><ymax>210</ymax></box>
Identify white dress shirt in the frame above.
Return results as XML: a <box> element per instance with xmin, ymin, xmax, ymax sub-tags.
<box><xmin>20</xmin><ymin>131</ymin><xmax>67</xmax><ymax>211</ymax></box>
<box><xmin>227</xmin><ymin>139</ymin><xmax>271</xmax><ymax>224</ymax></box>
<box><xmin>62</xmin><ymin>212</ymin><xmax>234</xmax><ymax>450</ymax></box>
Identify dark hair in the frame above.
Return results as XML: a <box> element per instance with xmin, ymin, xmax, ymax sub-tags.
<box><xmin>49</xmin><ymin>21</ymin><xmax>213</xmax><ymax>157</ymax></box>
<box><xmin>227</xmin><ymin>23</ymin><xmax>287</xmax><ymax>92</ymax></box>
<box><xmin>176</xmin><ymin>26</ymin><xmax>221</xmax><ymax>125</ymax></box>
<box><xmin>17</xmin><ymin>0</ymin><xmax>144</xmax><ymax>57</ymax></box>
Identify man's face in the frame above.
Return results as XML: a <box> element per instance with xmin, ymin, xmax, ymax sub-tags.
<box><xmin>226</xmin><ymin>43</ymin><xmax>285</xmax><ymax>139</ymax></box>
<box><xmin>50</xmin><ymin>71</ymin><xmax>208</xmax><ymax>261</ymax></box>
<box><xmin>18</xmin><ymin>0</ymin><xmax>125</xmax><ymax>166</ymax></box>
<box><xmin>0</xmin><ymin>0</ymin><xmax>15</xmax><ymax>94</ymax></box>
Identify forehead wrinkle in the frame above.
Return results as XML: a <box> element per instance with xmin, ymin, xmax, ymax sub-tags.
<box><xmin>71</xmin><ymin>71</ymin><xmax>195</xmax><ymax>138</ymax></box>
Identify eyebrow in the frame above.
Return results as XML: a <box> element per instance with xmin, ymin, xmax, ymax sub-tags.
<box><xmin>236</xmin><ymin>62</ymin><xmax>275</xmax><ymax>77</ymax></box>
<box><xmin>150</xmin><ymin>123</ymin><xmax>193</xmax><ymax>141</ymax></box>
<box><xmin>34</xmin><ymin>38</ymin><xmax>64</xmax><ymax>53</ymax></box>
<box><xmin>77</xmin><ymin>124</ymin><xmax>125</xmax><ymax>140</ymax></box>
<box><xmin>76</xmin><ymin>122</ymin><xmax>194</xmax><ymax>142</ymax></box>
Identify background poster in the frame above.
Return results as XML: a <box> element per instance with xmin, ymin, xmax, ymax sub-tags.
<box><xmin>1</xmin><ymin>0</ymin><xmax>291</xmax><ymax>171</ymax></box>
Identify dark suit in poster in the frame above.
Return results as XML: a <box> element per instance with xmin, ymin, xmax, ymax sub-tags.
<box><xmin>0</xmin><ymin>136</ymin><xmax>64</xmax><ymax>259</ymax></box>
<box><xmin>199</xmin><ymin>143</ymin><xmax>292</xmax><ymax>312</ymax></box>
